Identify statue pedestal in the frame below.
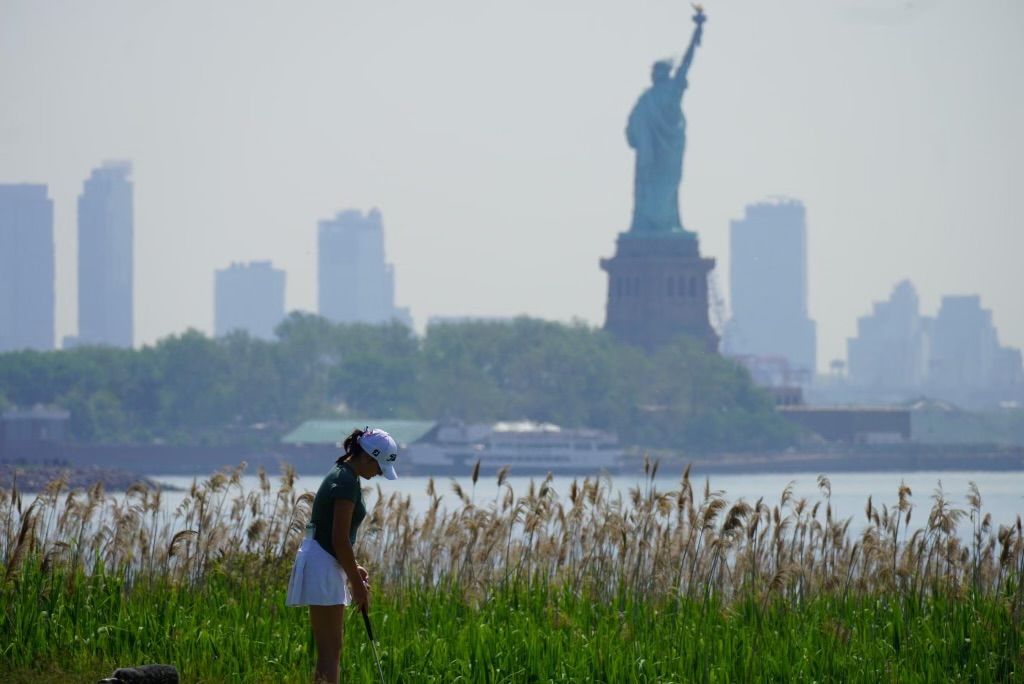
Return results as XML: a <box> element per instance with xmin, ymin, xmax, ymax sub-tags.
<box><xmin>600</xmin><ymin>232</ymin><xmax>719</xmax><ymax>352</ymax></box>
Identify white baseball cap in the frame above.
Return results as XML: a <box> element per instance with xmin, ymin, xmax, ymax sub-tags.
<box><xmin>358</xmin><ymin>428</ymin><xmax>399</xmax><ymax>480</ymax></box>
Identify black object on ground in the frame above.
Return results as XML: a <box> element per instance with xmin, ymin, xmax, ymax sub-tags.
<box><xmin>97</xmin><ymin>664</ymin><xmax>180</xmax><ymax>683</ymax></box>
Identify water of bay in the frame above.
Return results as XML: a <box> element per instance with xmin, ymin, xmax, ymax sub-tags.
<box><xmin>152</xmin><ymin>468</ymin><xmax>1024</xmax><ymax>536</ymax></box>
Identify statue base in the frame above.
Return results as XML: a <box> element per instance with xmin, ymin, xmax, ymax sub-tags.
<box><xmin>599</xmin><ymin>231</ymin><xmax>719</xmax><ymax>352</ymax></box>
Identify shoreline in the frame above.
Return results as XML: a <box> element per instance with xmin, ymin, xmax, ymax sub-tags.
<box><xmin>3</xmin><ymin>442</ymin><xmax>1021</xmax><ymax>489</ymax></box>
<box><xmin>403</xmin><ymin>443</ymin><xmax>1024</xmax><ymax>478</ymax></box>
<box><xmin>625</xmin><ymin>445</ymin><xmax>1024</xmax><ymax>477</ymax></box>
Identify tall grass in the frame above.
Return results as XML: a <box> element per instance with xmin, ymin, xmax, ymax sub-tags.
<box><xmin>2</xmin><ymin>459</ymin><xmax>1022</xmax><ymax>681</ymax></box>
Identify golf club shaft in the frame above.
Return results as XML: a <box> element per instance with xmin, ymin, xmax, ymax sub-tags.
<box><xmin>360</xmin><ymin>606</ymin><xmax>386</xmax><ymax>684</ymax></box>
<box><xmin>360</xmin><ymin>606</ymin><xmax>375</xmax><ymax>641</ymax></box>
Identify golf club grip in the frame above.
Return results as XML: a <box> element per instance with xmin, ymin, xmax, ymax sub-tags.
<box><xmin>360</xmin><ymin>605</ymin><xmax>375</xmax><ymax>641</ymax></box>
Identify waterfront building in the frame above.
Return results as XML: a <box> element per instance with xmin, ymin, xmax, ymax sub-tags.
<box><xmin>0</xmin><ymin>184</ymin><xmax>55</xmax><ymax>352</ymax></box>
<box><xmin>77</xmin><ymin>161</ymin><xmax>134</xmax><ymax>347</ymax></box>
<box><xmin>723</xmin><ymin>198</ymin><xmax>817</xmax><ymax>375</ymax></box>
<box><xmin>847</xmin><ymin>281</ymin><xmax>929</xmax><ymax>389</ymax></box>
<box><xmin>317</xmin><ymin>208</ymin><xmax>411</xmax><ymax>326</ymax></box>
<box><xmin>0</xmin><ymin>405</ymin><xmax>69</xmax><ymax>456</ymax></box>
<box><xmin>214</xmin><ymin>261</ymin><xmax>286</xmax><ymax>340</ymax></box>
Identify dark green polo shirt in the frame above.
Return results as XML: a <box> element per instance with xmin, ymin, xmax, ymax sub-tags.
<box><xmin>310</xmin><ymin>462</ymin><xmax>366</xmax><ymax>558</ymax></box>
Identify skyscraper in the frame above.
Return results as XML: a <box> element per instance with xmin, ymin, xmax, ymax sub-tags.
<box><xmin>77</xmin><ymin>161</ymin><xmax>133</xmax><ymax>348</ymax></box>
<box><xmin>0</xmin><ymin>184</ymin><xmax>55</xmax><ymax>352</ymax></box>
<box><xmin>724</xmin><ymin>198</ymin><xmax>816</xmax><ymax>374</ymax></box>
<box><xmin>928</xmin><ymin>295</ymin><xmax>999</xmax><ymax>390</ymax></box>
<box><xmin>847</xmin><ymin>280</ymin><xmax>930</xmax><ymax>388</ymax></box>
<box><xmin>214</xmin><ymin>261</ymin><xmax>286</xmax><ymax>340</ymax></box>
<box><xmin>318</xmin><ymin>208</ymin><xmax>411</xmax><ymax>326</ymax></box>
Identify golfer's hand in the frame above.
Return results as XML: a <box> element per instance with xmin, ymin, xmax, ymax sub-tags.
<box><xmin>356</xmin><ymin>564</ymin><xmax>370</xmax><ymax>588</ymax></box>
<box><xmin>351</xmin><ymin>579</ymin><xmax>370</xmax><ymax>611</ymax></box>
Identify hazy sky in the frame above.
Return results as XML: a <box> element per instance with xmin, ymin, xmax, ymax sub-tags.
<box><xmin>2</xmin><ymin>0</ymin><xmax>1022</xmax><ymax>370</ymax></box>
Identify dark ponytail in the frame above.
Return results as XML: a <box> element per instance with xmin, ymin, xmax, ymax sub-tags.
<box><xmin>336</xmin><ymin>428</ymin><xmax>366</xmax><ymax>466</ymax></box>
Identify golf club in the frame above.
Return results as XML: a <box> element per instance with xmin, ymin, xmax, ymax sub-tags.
<box><xmin>360</xmin><ymin>605</ymin><xmax>386</xmax><ymax>684</ymax></box>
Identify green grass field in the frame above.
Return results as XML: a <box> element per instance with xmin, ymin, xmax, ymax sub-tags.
<box><xmin>2</xmin><ymin>463</ymin><xmax>1023</xmax><ymax>682</ymax></box>
<box><xmin>3</xmin><ymin>561</ymin><xmax>1022</xmax><ymax>683</ymax></box>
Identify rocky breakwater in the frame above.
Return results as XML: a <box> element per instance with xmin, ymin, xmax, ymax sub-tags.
<box><xmin>0</xmin><ymin>464</ymin><xmax>173</xmax><ymax>493</ymax></box>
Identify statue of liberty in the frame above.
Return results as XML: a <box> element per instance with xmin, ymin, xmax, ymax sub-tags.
<box><xmin>627</xmin><ymin>5</ymin><xmax>706</xmax><ymax>236</ymax></box>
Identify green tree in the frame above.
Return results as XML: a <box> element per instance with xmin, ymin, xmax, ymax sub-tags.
<box><xmin>0</xmin><ymin>316</ymin><xmax>796</xmax><ymax>451</ymax></box>
<box><xmin>273</xmin><ymin>313</ymin><xmax>338</xmax><ymax>420</ymax></box>
<box><xmin>152</xmin><ymin>330</ymin><xmax>234</xmax><ymax>434</ymax></box>
<box><xmin>220</xmin><ymin>331</ymin><xmax>287</xmax><ymax>425</ymax></box>
<box><xmin>327</xmin><ymin>322</ymin><xmax>419</xmax><ymax>417</ymax></box>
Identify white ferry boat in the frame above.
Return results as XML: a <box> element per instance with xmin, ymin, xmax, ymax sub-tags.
<box><xmin>404</xmin><ymin>420</ymin><xmax>623</xmax><ymax>475</ymax></box>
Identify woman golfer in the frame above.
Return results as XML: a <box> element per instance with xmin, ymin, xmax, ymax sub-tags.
<box><xmin>286</xmin><ymin>427</ymin><xmax>399</xmax><ymax>684</ymax></box>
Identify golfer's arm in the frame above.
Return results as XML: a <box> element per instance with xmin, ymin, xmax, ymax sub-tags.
<box><xmin>331</xmin><ymin>499</ymin><xmax>362</xmax><ymax>584</ymax></box>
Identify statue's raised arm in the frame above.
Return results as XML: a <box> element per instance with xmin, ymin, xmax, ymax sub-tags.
<box><xmin>673</xmin><ymin>5</ymin><xmax>706</xmax><ymax>88</ymax></box>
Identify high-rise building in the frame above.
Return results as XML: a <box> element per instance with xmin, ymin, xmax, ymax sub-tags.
<box><xmin>723</xmin><ymin>198</ymin><xmax>816</xmax><ymax>374</ymax></box>
<box><xmin>214</xmin><ymin>261</ymin><xmax>286</xmax><ymax>340</ymax></box>
<box><xmin>928</xmin><ymin>295</ymin><xmax>999</xmax><ymax>390</ymax></box>
<box><xmin>847</xmin><ymin>281</ymin><xmax>930</xmax><ymax>388</ymax></box>
<box><xmin>77</xmin><ymin>161</ymin><xmax>134</xmax><ymax>347</ymax></box>
<box><xmin>318</xmin><ymin>208</ymin><xmax>411</xmax><ymax>326</ymax></box>
<box><xmin>0</xmin><ymin>184</ymin><xmax>55</xmax><ymax>352</ymax></box>
<box><xmin>993</xmin><ymin>347</ymin><xmax>1024</xmax><ymax>389</ymax></box>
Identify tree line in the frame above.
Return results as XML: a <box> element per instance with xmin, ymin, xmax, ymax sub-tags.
<box><xmin>0</xmin><ymin>314</ymin><xmax>795</xmax><ymax>450</ymax></box>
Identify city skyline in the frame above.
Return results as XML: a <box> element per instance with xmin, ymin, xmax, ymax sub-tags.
<box><xmin>1</xmin><ymin>1</ymin><xmax>1021</xmax><ymax>370</ymax></box>
<box><xmin>833</xmin><ymin>280</ymin><xmax>1023</xmax><ymax>407</ymax></box>
<box><xmin>3</xmin><ymin>162</ymin><xmax>1020</xmax><ymax>385</ymax></box>
<box><xmin>4</xmin><ymin>161</ymin><xmax>1021</xmax><ymax>366</ymax></box>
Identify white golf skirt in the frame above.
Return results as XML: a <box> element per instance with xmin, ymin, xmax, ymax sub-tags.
<box><xmin>286</xmin><ymin>538</ymin><xmax>352</xmax><ymax>607</ymax></box>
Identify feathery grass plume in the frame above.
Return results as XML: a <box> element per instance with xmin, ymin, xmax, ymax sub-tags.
<box><xmin>3</xmin><ymin>501</ymin><xmax>37</xmax><ymax>585</ymax></box>
<box><xmin>496</xmin><ymin>477</ymin><xmax>515</xmax><ymax>509</ymax></box>
<box><xmin>967</xmin><ymin>481</ymin><xmax>981</xmax><ymax>512</ymax></box>
<box><xmin>928</xmin><ymin>483</ymin><xmax>965</xmax><ymax>536</ymax></box>
<box><xmin>451</xmin><ymin>481</ymin><xmax>470</xmax><ymax>507</ymax></box>
<box><xmin>898</xmin><ymin>482</ymin><xmax>913</xmax><ymax>512</ymax></box>
<box><xmin>816</xmin><ymin>474</ymin><xmax>831</xmax><ymax>500</ymax></box>
<box><xmin>2</xmin><ymin>464</ymin><xmax>1022</xmax><ymax>622</ymax></box>
<box><xmin>763</xmin><ymin>564</ymin><xmax>794</xmax><ymax>608</ymax></box>
<box><xmin>168</xmin><ymin>529</ymin><xmax>198</xmax><ymax>559</ymax></box>
<box><xmin>722</xmin><ymin>501</ymin><xmax>751</xmax><ymax>536</ymax></box>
